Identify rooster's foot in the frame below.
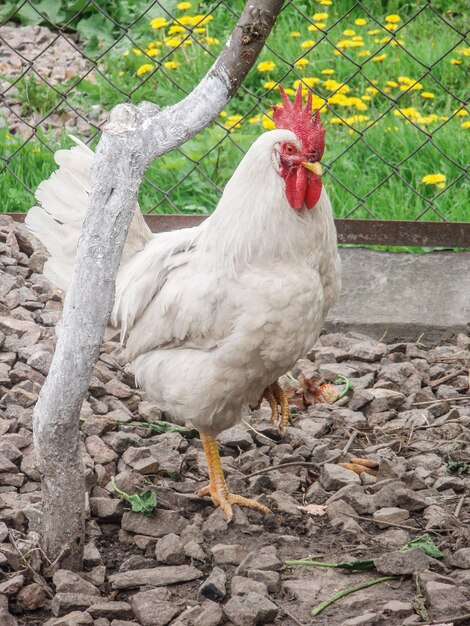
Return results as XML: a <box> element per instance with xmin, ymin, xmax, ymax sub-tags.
<box><xmin>198</xmin><ymin>484</ymin><xmax>271</xmax><ymax>521</ymax></box>
<box><xmin>198</xmin><ymin>431</ymin><xmax>271</xmax><ymax>521</ymax></box>
<box><xmin>259</xmin><ymin>380</ymin><xmax>291</xmax><ymax>434</ymax></box>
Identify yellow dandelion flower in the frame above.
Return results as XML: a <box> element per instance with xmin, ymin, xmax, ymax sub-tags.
<box><xmin>383</xmin><ymin>87</ymin><xmax>391</xmax><ymax>93</ymax></box>
<box><xmin>321</xmin><ymin>69</ymin><xmax>334</xmax><ymax>75</ymax></box>
<box><xmin>249</xmin><ymin>115</ymin><xmax>260</xmax><ymax>124</ymax></box>
<box><xmin>262</xmin><ymin>115</ymin><xmax>275</xmax><ymax>130</ymax></box>
<box><xmin>316</xmin><ymin>0</ymin><xmax>332</xmax><ymax>5</ymax></box>
<box><xmin>147</xmin><ymin>41</ymin><xmax>161</xmax><ymax>49</ymax></box>
<box><xmin>391</xmin><ymin>39</ymin><xmax>405</xmax><ymax>46</ymax></box>
<box><xmin>361</xmin><ymin>94</ymin><xmax>371</xmax><ymax>101</ymax></box>
<box><xmin>456</xmin><ymin>109</ymin><xmax>469</xmax><ymax>117</ymax></box>
<box><xmin>343</xmin><ymin>29</ymin><xmax>356</xmax><ymax>36</ymax></box>
<box><xmin>358</xmin><ymin>50</ymin><xmax>370</xmax><ymax>57</ymax></box>
<box><xmin>462</xmin><ymin>121</ymin><xmax>470</xmax><ymax>129</ymax></box>
<box><xmin>136</xmin><ymin>63</ymin><xmax>154</xmax><ymax>77</ymax></box>
<box><xmin>394</xmin><ymin>107</ymin><xmax>420</xmax><ymax>119</ymax></box>
<box><xmin>367</xmin><ymin>29</ymin><xmax>380</xmax><ymax>35</ymax></box>
<box><xmin>372</xmin><ymin>53</ymin><xmax>387</xmax><ymax>62</ymax></box>
<box><xmin>132</xmin><ymin>48</ymin><xmax>142</xmax><ymax>56</ymax></box>
<box><xmin>192</xmin><ymin>14</ymin><xmax>213</xmax><ymax>26</ymax></box>
<box><xmin>366</xmin><ymin>87</ymin><xmax>378</xmax><ymax>95</ymax></box>
<box><xmin>422</xmin><ymin>173</ymin><xmax>445</xmax><ymax>185</ymax></box>
<box><xmin>290</xmin><ymin>31</ymin><xmax>301</xmax><ymax>38</ymax></box>
<box><xmin>224</xmin><ymin>114</ymin><xmax>243</xmax><ymax>131</ymax></box>
<box><xmin>294</xmin><ymin>77</ymin><xmax>320</xmax><ymax>89</ymax></box>
<box><xmin>164</xmin><ymin>36</ymin><xmax>181</xmax><ymax>47</ymax></box>
<box><xmin>308</xmin><ymin>23</ymin><xmax>326</xmax><ymax>31</ymax></box>
<box><xmin>150</xmin><ymin>17</ymin><xmax>168</xmax><ymax>29</ymax></box>
<box><xmin>219</xmin><ymin>111</ymin><xmax>227</xmax><ymax>117</ymax></box>
<box><xmin>194</xmin><ymin>27</ymin><xmax>205</xmax><ymax>34</ymax></box>
<box><xmin>284</xmin><ymin>88</ymin><xmax>296</xmax><ymax>96</ymax></box>
<box><xmin>355</xmin><ymin>18</ymin><xmax>367</xmax><ymax>26</ymax></box>
<box><xmin>421</xmin><ymin>91</ymin><xmax>435</xmax><ymax>99</ymax></box>
<box><xmin>313</xmin><ymin>12</ymin><xmax>329</xmax><ymax>20</ymax></box>
<box><xmin>263</xmin><ymin>81</ymin><xmax>276</xmax><ymax>89</ymax></box>
<box><xmin>175</xmin><ymin>15</ymin><xmax>194</xmax><ymax>25</ymax></box>
<box><xmin>122</xmin><ymin>50</ymin><xmax>129</xmax><ymax>56</ymax></box>
<box><xmin>168</xmin><ymin>24</ymin><xmax>185</xmax><ymax>35</ymax></box>
<box><xmin>257</xmin><ymin>61</ymin><xmax>276</xmax><ymax>72</ymax></box>
<box><xmin>345</xmin><ymin>114</ymin><xmax>369</xmax><ymax>124</ymax></box>
<box><xmin>387</xmin><ymin>80</ymin><xmax>398</xmax><ymax>87</ymax></box>
<box><xmin>164</xmin><ymin>61</ymin><xmax>180</xmax><ymax>69</ymax></box>
<box><xmin>352</xmin><ymin>35</ymin><xmax>363</xmax><ymax>41</ymax></box>
<box><xmin>330</xmin><ymin>118</ymin><xmax>344</xmax><ymax>125</ymax></box>
<box><xmin>301</xmin><ymin>40</ymin><xmax>315</xmax><ymax>49</ymax></box>
<box><xmin>450</xmin><ymin>59</ymin><xmax>462</xmax><ymax>64</ymax></box>
<box><xmin>118</xmin><ymin>70</ymin><xmax>124</xmax><ymax>76</ymax></box>
<box><xmin>385</xmin><ymin>23</ymin><xmax>399</xmax><ymax>31</ymax></box>
<box><xmin>379</xmin><ymin>36</ymin><xmax>391</xmax><ymax>43</ymax></box>
<box><xmin>294</xmin><ymin>58</ymin><xmax>309</xmax><ymax>68</ymax></box>
<box><xmin>337</xmin><ymin>39</ymin><xmax>364</xmax><ymax>48</ymax></box>
<box><xmin>204</xmin><ymin>36</ymin><xmax>219</xmax><ymax>45</ymax></box>
<box><xmin>145</xmin><ymin>48</ymin><xmax>158</xmax><ymax>57</ymax></box>
<box><xmin>385</xmin><ymin>14</ymin><xmax>401</xmax><ymax>23</ymax></box>
<box><xmin>177</xmin><ymin>1</ymin><xmax>191</xmax><ymax>9</ymax></box>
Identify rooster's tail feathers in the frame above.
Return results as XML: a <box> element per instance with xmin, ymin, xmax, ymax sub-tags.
<box><xmin>25</xmin><ymin>136</ymin><xmax>152</xmax><ymax>292</ymax></box>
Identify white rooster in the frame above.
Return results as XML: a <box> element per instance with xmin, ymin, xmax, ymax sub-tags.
<box><xmin>26</xmin><ymin>85</ymin><xmax>341</xmax><ymax>521</ymax></box>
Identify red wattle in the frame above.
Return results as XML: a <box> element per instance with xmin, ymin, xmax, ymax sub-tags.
<box><xmin>285</xmin><ymin>167</ymin><xmax>307</xmax><ymax>210</ymax></box>
<box><xmin>284</xmin><ymin>167</ymin><xmax>322</xmax><ymax>210</ymax></box>
<box><xmin>305</xmin><ymin>173</ymin><xmax>322</xmax><ymax>209</ymax></box>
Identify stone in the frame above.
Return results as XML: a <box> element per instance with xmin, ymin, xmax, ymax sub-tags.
<box><xmin>375</xmin><ymin>549</ymin><xmax>430</xmax><ymax>575</ymax></box>
<box><xmin>154</xmin><ymin>533</ymin><xmax>185</xmax><ymax>565</ymax></box>
<box><xmin>198</xmin><ymin>566</ymin><xmax>226</xmax><ymax>601</ymax></box>
<box><xmin>424</xmin><ymin>580</ymin><xmax>468</xmax><ymax>612</ymax></box>
<box><xmin>0</xmin><ymin>574</ymin><xmax>24</xmax><ymax>595</ymax></box>
<box><xmin>51</xmin><ymin>612</ymin><xmax>94</xmax><ymax>626</ymax></box>
<box><xmin>380</xmin><ymin>600</ymin><xmax>414</xmax><ymax>619</ymax></box>
<box><xmin>366</xmin><ymin>388</ymin><xmax>406</xmax><ymax>413</ymax></box>
<box><xmin>193</xmin><ymin>601</ymin><xmax>223</xmax><ymax>626</ymax></box>
<box><xmin>231</xmin><ymin>576</ymin><xmax>268</xmax><ymax>597</ymax></box>
<box><xmin>223</xmin><ymin>592</ymin><xmax>278</xmax><ymax>626</ymax></box>
<box><xmin>51</xmin><ymin>593</ymin><xmax>102</xmax><ymax>617</ymax></box>
<box><xmin>218</xmin><ymin>424</ymin><xmax>253</xmax><ymax>450</ymax></box>
<box><xmin>16</xmin><ymin>582</ymin><xmax>47</xmax><ymax>610</ymax></box>
<box><xmin>85</xmin><ymin>435</ymin><xmax>117</xmax><ymax>464</ymax></box>
<box><xmin>342</xmin><ymin>613</ymin><xmax>379</xmax><ymax>626</ymax></box>
<box><xmin>211</xmin><ymin>543</ymin><xmax>249</xmax><ymax>565</ymax></box>
<box><xmin>327</xmin><ymin>500</ymin><xmax>364</xmax><ymax>539</ymax></box>
<box><xmin>129</xmin><ymin>589</ymin><xmax>182</xmax><ymax>626</ymax></box>
<box><xmin>396</xmin><ymin>488</ymin><xmax>428</xmax><ymax>512</ymax></box>
<box><xmin>236</xmin><ymin>545</ymin><xmax>282</xmax><ymax>575</ymax></box>
<box><xmin>449</xmin><ymin>548</ymin><xmax>470</xmax><ymax>569</ymax></box>
<box><xmin>122</xmin><ymin>447</ymin><xmax>159</xmax><ymax>474</ymax></box>
<box><xmin>87</xmin><ymin>602</ymin><xmax>134</xmax><ymax>620</ymax></box>
<box><xmin>246</xmin><ymin>570</ymin><xmax>280</xmax><ymax>593</ymax></box>
<box><xmin>319</xmin><ymin>463</ymin><xmax>361</xmax><ymax>491</ymax></box>
<box><xmin>83</xmin><ymin>542</ymin><xmax>102</xmax><ymax>567</ymax></box>
<box><xmin>434</xmin><ymin>475</ymin><xmax>465</xmax><ymax>492</ymax></box>
<box><xmin>372</xmin><ymin>507</ymin><xmax>410</xmax><ymax>528</ymax></box>
<box><xmin>184</xmin><ymin>540</ymin><xmax>206</xmax><ymax>561</ymax></box>
<box><xmin>121</xmin><ymin>510</ymin><xmax>186</xmax><ymax>538</ymax></box>
<box><xmin>89</xmin><ymin>497</ymin><xmax>124</xmax><ymax>520</ymax></box>
<box><xmin>109</xmin><ymin>565</ymin><xmax>203</xmax><ymax>589</ymax></box>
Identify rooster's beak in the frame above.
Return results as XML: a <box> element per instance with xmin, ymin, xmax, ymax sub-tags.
<box><xmin>302</xmin><ymin>161</ymin><xmax>322</xmax><ymax>177</ymax></box>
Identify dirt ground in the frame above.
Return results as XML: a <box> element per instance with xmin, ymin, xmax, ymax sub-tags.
<box><xmin>0</xmin><ymin>215</ymin><xmax>469</xmax><ymax>626</ymax></box>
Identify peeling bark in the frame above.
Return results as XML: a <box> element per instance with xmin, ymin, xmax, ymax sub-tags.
<box><xmin>33</xmin><ymin>0</ymin><xmax>284</xmax><ymax>570</ymax></box>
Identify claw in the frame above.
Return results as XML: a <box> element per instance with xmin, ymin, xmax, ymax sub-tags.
<box><xmin>259</xmin><ymin>381</ymin><xmax>291</xmax><ymax>433</ymax></box>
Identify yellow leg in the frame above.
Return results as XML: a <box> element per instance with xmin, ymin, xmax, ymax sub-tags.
<box><xmin>197</xmin><ymin>432</ymin><xmax>271</xmax><ymax>521</ymax></box>
<box><xmin>258</xmin><ymin>381</ymin><xmax>291</xmax><ymax>434</ymax></box>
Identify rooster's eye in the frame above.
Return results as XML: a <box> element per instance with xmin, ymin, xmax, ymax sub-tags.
<box><xmin>284</xmin><ymin>144</ymin><xmax>296</xmax><ymax>155</ymax></box>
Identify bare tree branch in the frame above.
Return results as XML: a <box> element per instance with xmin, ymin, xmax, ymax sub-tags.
<box><xmin>32</xmin><ymin>0</ymin><xmax>284</xmax><ymax>570</ymax></box>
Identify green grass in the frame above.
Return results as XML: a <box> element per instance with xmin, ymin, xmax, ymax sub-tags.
<box><xmin>1</xmin><ymin>0</ymin><xmax>468</xmax><ymax>230</ymax></box>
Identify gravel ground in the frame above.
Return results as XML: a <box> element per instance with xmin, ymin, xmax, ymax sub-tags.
<box><xmin>0</xmin><ymin>24</ymin><xmax>104</xmax><ymax>139</ymax></box>
<box><xmin>0</xmin><ymin>214</ymin><xmax>469</xmax><ymax>626</ymax></box>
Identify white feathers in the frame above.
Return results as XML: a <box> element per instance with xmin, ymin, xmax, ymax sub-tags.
<box><xmin>25</xmin><ymin>135</ymin><xmax>152</xmax><ymax>291</ymax></box>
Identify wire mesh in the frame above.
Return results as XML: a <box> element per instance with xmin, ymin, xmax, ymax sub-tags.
<box><xmin>0</xmin><ymin>0</ymin><xmax>468</xmax><ymax>225</ymax></box>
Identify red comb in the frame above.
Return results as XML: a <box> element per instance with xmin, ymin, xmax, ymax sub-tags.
<box><xmin>272</xmin><ymin>84</ymin><xmax>326</xmax><ymax>158</ymax></box>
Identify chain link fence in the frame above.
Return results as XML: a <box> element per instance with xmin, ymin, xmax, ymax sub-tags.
<box><xmin>0</xmin><ymin>1</ymin><xmax>468</xmax><ymax>230</ymax></box>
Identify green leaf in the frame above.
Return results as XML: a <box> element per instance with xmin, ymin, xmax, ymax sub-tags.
<box><xmin>400</xmin><ymin>534</ymin><xmax>444</xmax><ymax>560</ymax></box>
<box><xmin>126</xmin><ymin>490</ymin><xmax>158</xmax><ymax>516</ymax></box>
<box><xmin>446</xmin><ymin>457</ymin><xmax>469</xmax><ymax>476</ymax></box>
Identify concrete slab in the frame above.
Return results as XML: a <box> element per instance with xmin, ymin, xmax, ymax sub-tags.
<box><xmin>326</xmin><ymin>248</ymin><xmax>470</xmax><ymax>345</ymax></box>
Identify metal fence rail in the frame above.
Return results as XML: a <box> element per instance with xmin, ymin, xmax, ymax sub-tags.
<box><xmin>0</xmin><ymin>1</ymin><xmax>468</xmax><ymax>245</ymax></box>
